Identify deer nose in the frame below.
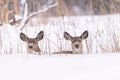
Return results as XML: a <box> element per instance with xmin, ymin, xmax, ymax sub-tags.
<box><xmin>29</xmin><ymin>46</ymin><xmax>33</xmax><ymax>49</ymax></box>
<box><xmin>75</xmin><ymin>45</ymin><xmax>79</xmax><ymax>49</ymax></box>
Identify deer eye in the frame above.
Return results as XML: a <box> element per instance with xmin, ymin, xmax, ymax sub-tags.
<box><xmin>33</xmin><ymin>41</ymin><xmax>37</xmax><ymax>44</ymax></box>
<box><xmin>32</xmin><ymin>41</ymin><xmax>37</xmax><ymax>44</ymax></box>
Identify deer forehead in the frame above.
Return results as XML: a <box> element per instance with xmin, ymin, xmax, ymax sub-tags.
<box><xmin>27</xmin><ymin>38</ymin><xmax>38</xmax><ymax>43</ymax></box>
<box><xmin>71</xmin><ymin>37</ymin><xmax>82</xmax><ymax>43</ymax></box>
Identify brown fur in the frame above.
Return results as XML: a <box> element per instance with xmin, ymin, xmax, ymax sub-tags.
<box><xmin>53</xmin><ymin>51</ymin><xmax>73</xmax><ymax>54</ymax></box>
<box><xmin>20</xmin><ymin>31</ymin><xmax>44</xmax><ymax>54</ymax></box>
<box><xmin>53</xmin><ymin>31</ymin><xmax>88</xmax><ymax>54</ymax></box>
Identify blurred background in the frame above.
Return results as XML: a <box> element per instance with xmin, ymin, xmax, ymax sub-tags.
<box><xmin>0</xmin><ymin>0</ymin><xmax>120</xmax><ymax>23</ymax></box>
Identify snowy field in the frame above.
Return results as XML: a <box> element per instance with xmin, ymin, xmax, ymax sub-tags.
<box><xmin>1</xmin><ymin>14</ymin><xmax>120</xmax><ymax>54</ymax></box>
<box><xmin>1</xmin><ymin>14</ymin><xmax>120</xmax><ymax>80</ymax></box>
<box><xmin>0</xmin><ymin>53</ymin><xmax>120</xmax><ymax>80</ymax></box>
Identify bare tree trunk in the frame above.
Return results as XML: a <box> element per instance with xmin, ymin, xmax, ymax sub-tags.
<box><xmin>13</xmin><ymin>0</ymin><xmax>19</xmax><ymax>15</ymax></box>
<box><xmin>0</xmin><ymin>31</ymin><xmax>1</xmax><ymax>54</ymax></box>
<box><xmin>89</xmin><ymin>0</ymin><xmax>94</xmax><ymax>15</ymax></box>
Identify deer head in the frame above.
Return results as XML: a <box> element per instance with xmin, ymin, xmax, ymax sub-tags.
<box><xmin>64</xmin><ymin>31</ymin><xmax>88</xmax><ymax>54</ymax></box>
<box><xmin>20</xmin><ymin>31</ymin><xmax>44</xmax><ymax>54</ymax></box>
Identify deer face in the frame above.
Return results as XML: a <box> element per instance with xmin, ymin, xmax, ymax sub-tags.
<box><xmin>20</xmin><ymin>31</ymin><xmax>44</xmax><ymax>54</ymax></box>
<box><xmin>64</xmin><ymin>31</ymin><xmax>88</xmax><ymax>54</ymax></box>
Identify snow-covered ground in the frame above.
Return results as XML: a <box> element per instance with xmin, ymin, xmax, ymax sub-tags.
<box><xmin>0</xmin><ymin>14</ymin><xmax>120</xmax><ymax>80</ymax></box>
<box><xmin>0</xmin><ymin>53</ymin><xmax>120</xmax><ymax>80</ymax></box>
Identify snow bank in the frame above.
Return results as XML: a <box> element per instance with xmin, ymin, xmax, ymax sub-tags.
<box><xmin>0</xmin><ymin>54</ymin><xmax>120</xmax><ymax>80</ymax></box>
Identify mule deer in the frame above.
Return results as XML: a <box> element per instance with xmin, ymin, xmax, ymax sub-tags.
<box><xmin>53</xmin><ymin>31</ymin><xmax>88</xmax><ymax>54</ymax></box>
<box><xmin>20</xmin><ymin>31</ymin><xmax>44</xmax><ymax>54</ymax></box>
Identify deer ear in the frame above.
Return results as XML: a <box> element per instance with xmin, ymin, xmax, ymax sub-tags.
<box><xmin>20</xmin><ymin>33</ymin><xmax>28</xmax><ymax>41</ymax></box>
<box><xmin>80</xmin><ymin>31</ymin><xmax>88</xmax><ymax>40</ymax></box>
<box><xmin>64</xmin><ymin>32</ymin><xmax>72</xmax><ymax>40</ymax></box>
<box><xmin>36</xmin><ymin>31</ymin><xmax>44</xmax><ymax>41</ymax></box>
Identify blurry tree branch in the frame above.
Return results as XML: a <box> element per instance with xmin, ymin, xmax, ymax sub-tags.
<box><xmin>9</xmin><ymin>0</ymin><xmax>57</xmax><ymax>31</ymax></box>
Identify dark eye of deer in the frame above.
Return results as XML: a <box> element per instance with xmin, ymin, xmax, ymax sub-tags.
<box><xmin>29</xmin><ymin>46</ymin><xmax>33</xmax><ymax>49</ymax></box>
